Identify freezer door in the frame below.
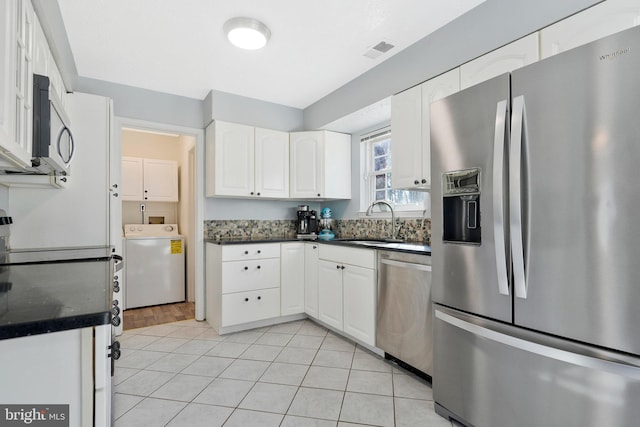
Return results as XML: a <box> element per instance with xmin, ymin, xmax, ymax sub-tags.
<box><xmin>431</xmin><ymin>74</ymin><xmax>511</xmax><ymax>322</ymax></box>
<box><xmin>433</xmin><ymin>305</ymin><xmax>640</xmax><ymax>427</ymax></box>
<box><xmin>510</xmin><ymin>26</ymin><xmax>640</xmax><ymax>356</ymax></box>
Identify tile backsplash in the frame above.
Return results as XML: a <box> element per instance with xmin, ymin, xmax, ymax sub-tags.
<box><xmin>204</xmin><ymin>218</ymin><xmax>431</xmax><ymax>244</ymax></box>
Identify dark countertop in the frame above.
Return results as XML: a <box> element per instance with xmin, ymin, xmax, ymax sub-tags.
<box><xmin>0</xmin><ymin>246</ymin><xmax>114</xmax><ymax>340</ymax></box>
<box><xmin>205</xmin><ymin>238</ymin><xmax>431</xmax><ymax>256</ymax></box>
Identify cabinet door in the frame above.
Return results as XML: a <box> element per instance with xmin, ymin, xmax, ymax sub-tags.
<box><xmin>0</xmin><ymin>0</ymin><xmax>31</xmax><ymax>168</ymax></box>
<box><xmin>304</xmin><ymin>243</ymin><xmax>319</xmax><ymax>318</ymax></box>
<box><xmin>323</xmin><ymin>131</ymin><xmax>351</xmax><ymax>199</ymax></box>
<box><xmin>391</xmin><ymin>85</ymin><xmax>423</xmax><ymax>190</ymax></box>
<box><xmin>213</xmin><ymin>121</ymin><xmax>254</xmax><ymax>197</ymax></box>
<box><xmin>255</xmin><ymin>127</ymin><xmax>289</xmax><ymax>198</ymax></box>
<box><xmin>318</xmin><ymin>259</ymin><xmax>343</xmax><ymax>330</ymax></box>
<box><xmin>343</xmin><ymin>265</ymin><xmax>376</xmax><ymax>346</ymax></box>
<box><xmin>540</xmin><ymin>0</ymin><xmax>640</xmax><ymax>59</ymax></box>
<box><xmin>290</xmin><ymin>131</ymin><xmax>321</xmax><ymax>198</ymax></box>
<box><xmin>143</xmin><ymin>158</ymin><xmax>178</xmax><ymax>202</ymax></box>
<box><xmin>280</xmin><ymin>243</ymin><xmax>305</xmax><ymax>316</ymax></box>
<box><xmin>121</xmin><ymin>157</ymin><xmax>144</xmax><ymax>201</ymax></box>
<box><xmin>420</xmin><ymin>68</ymin><xmax>460</xmax><ymax>189</ymax></box>
<box><xmin>460</xmin><ymin>33</ymin><xmax>539</xmax><ymax>89</ymax></box>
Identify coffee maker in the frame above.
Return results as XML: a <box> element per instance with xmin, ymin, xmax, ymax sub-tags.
<box><xmin>296</xmin><ymin>205</ymin><xmax>318</xmax><ymax>239</ymax></box>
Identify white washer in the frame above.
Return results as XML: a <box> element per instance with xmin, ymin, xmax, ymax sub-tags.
<box><xmin>124</xmin><ymin>224</ymin><xmax>185</xmax><ymax>309</ymax></box>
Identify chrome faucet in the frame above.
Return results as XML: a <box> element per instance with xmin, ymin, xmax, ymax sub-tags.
<box><xmin>365</xmin><ymin>200</ymin><xmax>400</xmax><ymax>241</ymax></box>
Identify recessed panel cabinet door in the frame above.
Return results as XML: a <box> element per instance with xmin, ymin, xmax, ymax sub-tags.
<box><xmin>280</xmin><ymin>242</ymin><xmax>305</xmax><ymax>316</ymax></box>
<box><xmin>213</xmin><ymin>121</ymin><xmax>255</xmax><ymax>197</ymax></box>
<box><xmin>121</xmin><ymin>157</ymin><xmax>144</xmax><ymax>201</ymax></box>
<box><xmin>318</xmin><ymin>259</ymin><xmax>343</xmax><ymax>330</ymax></box>
<box><xmin>143</xmin><ymin>158</ymin><xmax>178</xmax><ymax>202</ymax></box>
<box><xmin>342</xmin><ymin>264</ymin><xmax>376</xmax><ymax>346</ymax></box>
<box><xmin>304</xmin><ymin>243</ymin><xmax>320</xmax><ymax>318</ymax></box>
<box><xmin>290</xmin><ymin>131</ymin><xmax>321</xmax><ymax>198</ymax></box>
<box><xmin>255</xmin><ymin>127</ymin><xmax>289</xmax><ymax>198</ymax></box>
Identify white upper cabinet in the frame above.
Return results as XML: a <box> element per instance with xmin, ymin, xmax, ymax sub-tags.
<box><xmin>0</xmin><ymin>0</ymin><xmax>34</xmax><ymax>169</ymax></box>
<box><xmin>207</xmin><ymin>120</ymin><xmax>254</xmax><ymax>197</ymax></box>
<box><xmin>121</xmin><ymin>157</ymin><xmax>178</xmax><ymax>202</ymax></box>
<box><xmin>255</xmin><ymin>127</ymin><xmax>289</xmax><ymax>198</ymax></box>
<box><xmin>391</xmin><ymin>68</ymin><xmax>460</xmax><ymax>190</ymax></box>
<box><xmin>121</xmin><ymin>157</ymin><xmax>143</xmax><ymax>200</ymax></box>
<box><xmin>460</xmin><ymin>33</ymin><xmax>540</xmax><ymax>89</ymax></box>
<box><xmin>540</xmin><ymin>0</ymin><xmax>640</xmax><ymax>59</ymax></box>
<box><xmin>206</xmin><ymin>121</ymin><xmax>289</xmax><ymax>198</ymax></box>
<box><xmin>143</xmin><ymin>158</ymin><xmax>179</xmax><ymax>202</ymax></box>
<box><xmin>290</xmin><ymin>130</ymin><xmax>351</xmax><ymax>200</ymax></box>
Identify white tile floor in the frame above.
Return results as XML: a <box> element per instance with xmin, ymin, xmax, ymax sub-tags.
<box><xmin>114</xmin><ymin>318</ymin><xmax>455</xmax><ymax>427</ymax></box>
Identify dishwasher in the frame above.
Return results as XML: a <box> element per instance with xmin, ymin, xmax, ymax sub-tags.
<box><xmin>376</xmin><ymin>249</ymin><xmax>433</xmax><ymax>378</ymax></box>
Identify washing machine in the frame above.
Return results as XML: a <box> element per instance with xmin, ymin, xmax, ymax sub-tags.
<box><xmin>124</xmin><ymin>224</ymin><xmax>185</xmax><ymax>309</ymax></box>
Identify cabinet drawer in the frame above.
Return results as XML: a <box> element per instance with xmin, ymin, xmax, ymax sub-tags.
<box><xmin>222</xmin><ymin>287</ymin><xmax>280</xmax><ymax>326</ymax></box>
<box><xmin>319</xmin><ymin>245</ymin><xmax>376</xmax><ymax>269</ymax></box>
<box><xmin>221</xmin><ymin>258</ymin><xmax>280</xmax><ymax>293</ymax></box>
<box><xmin>222</xmin><ymin>243</ymin><xmax>280</xmax><ymax>261</ymax></box>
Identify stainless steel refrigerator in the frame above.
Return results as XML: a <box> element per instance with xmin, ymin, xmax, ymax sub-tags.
<box><xmin>431</xmin><ymin>26</ymin><xmax>640</xmax><ymax>427</ymax></box>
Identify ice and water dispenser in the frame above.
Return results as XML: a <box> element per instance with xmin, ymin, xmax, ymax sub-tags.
<box><xmin>442</xmin><ymin>168</ymin><xmax>481</xmax><ymax>245</ymax></box>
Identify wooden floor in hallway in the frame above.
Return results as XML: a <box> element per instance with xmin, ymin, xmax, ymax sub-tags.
<box><xmin>123</xmin><ymin>301</ymin><xmax>196</xmax><ymax>330</ymax></box>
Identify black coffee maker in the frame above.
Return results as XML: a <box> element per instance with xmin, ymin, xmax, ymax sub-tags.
<box><xmin>296</xmin><ymin>205</ymin><xmax>318</xmax><ymax>239</ymax></box>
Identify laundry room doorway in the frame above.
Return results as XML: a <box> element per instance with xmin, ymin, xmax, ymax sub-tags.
<box><xmin>115</xmin><ymin>117</ymin><xmax>205</xmax><ymax>326</ymax></box>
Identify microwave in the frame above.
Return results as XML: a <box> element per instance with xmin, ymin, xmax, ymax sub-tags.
<box><xmin>32</xmin><ymin>74</ymin><xmax>74</xmax><ymax>175</ymax></box>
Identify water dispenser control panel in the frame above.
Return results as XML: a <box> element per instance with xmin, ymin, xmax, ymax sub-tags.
<box><xmin>442</xmin><ymin>168</ymin><xmax>481</xmax><ymax>245</ymax></box>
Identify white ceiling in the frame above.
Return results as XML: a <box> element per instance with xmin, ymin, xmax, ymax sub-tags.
<box><xmin>57</xmin><ymin>0</ymin><xmax>483</xmax><ymax>110</ymax></box>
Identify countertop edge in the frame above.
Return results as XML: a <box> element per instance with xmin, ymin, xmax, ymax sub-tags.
<box><xmin>204</xmin><ymin>238</ymin><xmax>431</xmax><ymax>256</ymax></box>
<box><xmin>0</xmin><ymin>311</ymin><xmax>111</xmax><ymax>340</ymax></box>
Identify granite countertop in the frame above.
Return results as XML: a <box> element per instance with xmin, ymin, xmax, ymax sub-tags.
<box><xmin>0</xmin><ymin>246</ymin><xmax>115</xmax><ymax>340</ymax></box>
<box><xmin>205</xmin><ymin>238</ymin><xmax>431</xmax><ymax>256</ymax></box>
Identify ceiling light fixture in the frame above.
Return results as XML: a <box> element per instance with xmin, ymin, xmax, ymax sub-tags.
<box><xmin>224</xmin><ymin>17</ymin><xmax>271</xmax><ymax>50</ymax></box>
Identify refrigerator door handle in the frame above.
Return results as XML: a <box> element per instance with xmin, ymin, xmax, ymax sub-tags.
<box><xmin>510</xmin><ymin>95</ymin><xmax>527</xmax><ymax>299</ymax></box>
<box><xmin>493</xmin><ymin>99</ymin><xmax>510</xmax><ymax>296</ymax></box>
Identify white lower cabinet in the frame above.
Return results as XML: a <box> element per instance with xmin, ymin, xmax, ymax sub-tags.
<box><xmin>342</xmin><ymin>264</ymin><xmax>376</xmax><ymax>345</ymax></box>
<box><xmin>318</xmin><ymin>245</ymin><xmax>377</xmax><ymax>346</ymax></box>
<box><xmin>206</xmin><ymin>243</ymin><xmax>281</xmax><ymax>333</ymax></box>
<box><xmin>205</xmin><ymin>241</ymin><xmax>377</xmax><ymax>347</ymax></box>
<box><xmin>222</xmin><ymin>288</ymin><xmax>280</xmax><ymax>326</ymax></box>
<box><xmin>318</xmin><ymin>259</ymin><xmax>344</xmax><ymax>330</ymax></box>
<box><xmin>304</xmin><ymin>243</ymin><xmax>320</xmax><ymax>318</ymax></box>
<box><xmin>280</xmin><ymin>242</ymin><xmax>305</xmax><ymax>316</ymax></box>
<box><xmin>0</xmin><ymin>325</ymin><xmax>111</xmax><ymax>427</ymax></box>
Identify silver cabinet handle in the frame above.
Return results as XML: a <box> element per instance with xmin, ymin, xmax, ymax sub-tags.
<box><xmin>510</xmin><ymin>95</ymin><xmax>528</xmax><ymax>299</ymax></box>
<box><xmin>493</xmin><ymin>99</ymin><xmax>510</xmax><ymax>296</ymax></box>
<box><xmin>56</xmin><ymin>126</ymin><xmax>75</xmax><ymax>165</ymax></box>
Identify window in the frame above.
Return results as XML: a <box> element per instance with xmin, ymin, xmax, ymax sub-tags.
<box><xmin>361</xmin><ymin>127</ymin><xmax>425</xmax><ymax>214</ymax></box>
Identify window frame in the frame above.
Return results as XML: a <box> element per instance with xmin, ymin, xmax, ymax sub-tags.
<box><xmin>359</xmin><ymin>127</ymin><xmax>427</xmax><ymax>217</ymax></box>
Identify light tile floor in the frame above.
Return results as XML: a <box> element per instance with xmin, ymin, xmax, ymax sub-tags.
<box><xmin>114</xmin><ymin>318</ymin><xmax>455</xmax><ymax>427</ymax></box>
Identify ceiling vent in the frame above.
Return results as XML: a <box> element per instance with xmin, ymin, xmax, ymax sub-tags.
<box><xmin>363</xmin><ymin>41</ymin><xmax>395</xmax><ymax>59</ymax></box>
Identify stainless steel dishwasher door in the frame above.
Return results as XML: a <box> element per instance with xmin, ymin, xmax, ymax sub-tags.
<box><xmin>376</xmin><ymin>250</ymin><xmax>433</xmax><ymax>377</ymax></box>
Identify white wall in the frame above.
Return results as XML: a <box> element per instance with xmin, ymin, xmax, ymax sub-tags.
<box><xmin>8</xmin><ymin>92</ymin><xmax>110</xmax><ymax>249</ymax></box>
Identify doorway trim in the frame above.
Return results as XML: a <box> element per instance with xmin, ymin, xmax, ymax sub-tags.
<box><xmin>114</xmin><ymin>116</ymin><xmax>206</xmax><ymax>321</ymax></box>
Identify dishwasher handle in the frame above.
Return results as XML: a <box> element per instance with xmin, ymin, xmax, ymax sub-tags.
<box><xmin>380</xmin><ymin>258</ymin><xmax>432</xmax><ymax>272</ymax></box>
